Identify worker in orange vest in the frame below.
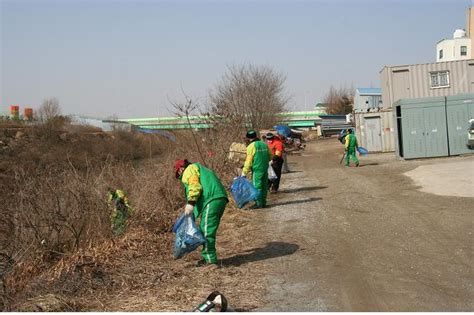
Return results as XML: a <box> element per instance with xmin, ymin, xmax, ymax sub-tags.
<box><xmin>266</xmin><ymin>132</ymin><xmax>285</xmax><ymax>193</ymax></box>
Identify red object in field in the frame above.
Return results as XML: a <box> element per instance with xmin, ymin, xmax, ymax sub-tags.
<box><xmin>24</xmin><ymin>108</ymin><xmax>33</xmax><ymax>120</ymax></box>
<box><xmin>9</xmin><ymin>105</ymin><xmax>20</xmax><ymax>119</ymax></box>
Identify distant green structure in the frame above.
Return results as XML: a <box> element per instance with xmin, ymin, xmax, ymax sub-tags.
<box><xmin>314</xmin><ymin>103</ymin><xmax>328</xmax><ymax>115</ymax></box>
<box><xmin>118</xmin><ymin>111</ymin><xmax>325</xmax><ymax>130</ymax></box>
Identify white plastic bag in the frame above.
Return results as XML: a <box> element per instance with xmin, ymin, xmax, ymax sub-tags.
<box><xmin>268</xmin><ymin>164</ymin><xmax>277</xmax><ymax>180</ymax></box>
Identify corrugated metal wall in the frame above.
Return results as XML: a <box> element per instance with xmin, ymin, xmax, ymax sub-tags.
<box><xmin>381</xmin><ymin>59</ymin><xmax>474</xmax><ymax>108</ymax></box>
<box><xmin>409</xmin><ymin>61</ymin><xmax>471</xmax><ymax>98</ymax></box>
<box><xmin>355</xmin><ymin>110</ymin><xmax>395</xmax><ymax>152</ymax></box>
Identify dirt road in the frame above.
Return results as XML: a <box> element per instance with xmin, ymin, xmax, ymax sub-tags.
<box><xmin>255</xmin><ymin>138</ymin><xmax>473</xmax><ymax>311</ymax></box>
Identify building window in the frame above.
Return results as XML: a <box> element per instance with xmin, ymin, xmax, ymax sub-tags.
<box><xmin>430</xmin><ymin>71</ymin><xmax>450</xmax><ymax>88</ymax></box>
<box><xmin>461</xmin><ymin>46</ymin><xmax>467</xmax><ymax>56</ymax></box>
<box><xmin>439</xmin><ymin>49</ymin><xmax>443</xmax><ymax>59</ymax></box>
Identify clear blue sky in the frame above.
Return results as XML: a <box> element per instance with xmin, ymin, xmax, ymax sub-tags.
<box><xmin>1</xmin><ymin>0</ymin><xmax>472</xmax><ymax>118</ymax></box>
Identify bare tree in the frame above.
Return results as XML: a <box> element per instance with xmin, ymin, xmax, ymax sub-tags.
<box><xmin>37</xmin><ymin>98</ymin><xmax>61</xmax><ymax>123</ymax></box>
<box><xmin>324</xmin><ymin>85</ymin><xmax>355</xmax><ymax>115</ymax></box>
<box><xmin>182</xmin><ymin>64</ymin><xmax>288</xmax><ymax>178</ymax></box>
<box><xmin>208</xmin><ymin>64</ymin><xmax>289</xmax><ymax>133</ymax></box>
<box><xmin>163</xmin><ymin>65</ymin><xmax>288</xmax><ymax>181</ymax></box>
<box><xmin>34</xmin><ymin>98</ymin><xmax>70</xmax><ymax>138</ymax></box>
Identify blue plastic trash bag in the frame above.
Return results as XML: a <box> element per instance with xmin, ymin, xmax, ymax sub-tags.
<box><xmin>172</xmin><ymin>214</ymin><xmax>206</xmax><ymax>259</ymax></box>
<box><xmin>274</xmin><ymin>125</ymin><xmax>292</xmax><ymax>138</ymax></box>
<box><xmin>357</xmin><ymin>147</ymin><xmax>369</xmax><ymax>155</ymax></box>
<box><xmin>230</xmin><ymin>176</ymin><xmax>261</xmax><ymax>208</ymax></box>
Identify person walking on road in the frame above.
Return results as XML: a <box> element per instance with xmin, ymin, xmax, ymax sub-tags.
<box><xmin>242</xmin><ymin>130</ymin><xmax>272</xmax><ymax>208</ymax></box>
<box><xmin>266</xmin><ymin>132</ymin><xmax>284</xmax><ymax>193</ymax></box>
<box><xmin>344</xmin><ymin>129</ymin><xmax>360</xmax><ymax>167</ymax></box>
<box><xmin>174</xmin><ymin>159</ymin><xmax>228</xmax><ymax>265</ymax></box>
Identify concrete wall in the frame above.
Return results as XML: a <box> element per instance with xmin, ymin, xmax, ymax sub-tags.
<box><xmin>380</xmin><ymin>59</ymin><xmax>474</xmax><ymax>108</ymax></box>
<box><xmin>355</xmin><ymin>110</ymin><xmax>395</xmax><ymax>152</ymax></box>
<box><xmin>436</xmin><ymin>38</ymin><xmax>471</xmax><ymax>62</ymax></box>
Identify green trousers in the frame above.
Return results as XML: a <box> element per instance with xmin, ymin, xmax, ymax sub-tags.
<box><xmin>253</xmin><ymin>170</ymin><xmax>268</xmax><ymax>207</ymax></box>
<box><xmin>200</xmin><ymin>198</ymin><xmax>227</xmax><ymax>264</ymax></box>
<box><xmin>345</xmin><ymin>148</ymin><xmax>359</xmax><ymax>166</ymax></box>
<box><xmin>111</xmin><ymin>207</ymin><xmax>129</xmax><ymax>236</ymax></box>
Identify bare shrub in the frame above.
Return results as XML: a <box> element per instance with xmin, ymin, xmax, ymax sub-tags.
<box><xmin>168</xmin><ymin>96</ymin><xmax>241</xmax><ymax>184</ymax></box>
<box><xmin>65</xmin><ymin>123</ymin><xmax>102</xmax><ymax>134</ymax></box>
<box><xmin>12</xmin><ymin>163</ymin><xmax>111</xmax><ymax>258</ymax></box>
<box><xmin>126</xmin><ymin>160</ymin><xmax>183</xmax><ymax>233</ymax></box>
<box><xmin>1</xmin><ymin>128</ymin><xmax>183</xmax><ymax>304</ymax></box>
<box><xmin>323</xmin><ymin>85</ymin><xmax>355</xmax><ymax>115</ymax></box>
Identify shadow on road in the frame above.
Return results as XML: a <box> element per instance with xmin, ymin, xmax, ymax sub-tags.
<box><xmin>269</xmin><ymin>197</ymin><xmax>322</xmax><ymax>208</ymax></box>
<box><xmin>359</xmin><ymin>162</ymin><xmax>379</xmax><ymax>167</ymax></box>
<box><xmin>279</xmin><ymin>186</ymin><xmax>327</xmax><ymax>194</ymax></box>
<box><xmin>221</xmin><ymin>242</ymin><xmax>299</xmax><ymax>267</ymax></box>
<box><xmin>285</xmin><ymin>170</ymin><xmax>303</xmax><ymax>174</ymax></box>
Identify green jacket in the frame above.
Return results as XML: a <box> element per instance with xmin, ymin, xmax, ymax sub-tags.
<box><xmin>345</xmin><ymin>133</ymin><xmax>358</xmax><ymax>150</ymax></box>
<box><xmin>180</xmin><ymin>163</ymin><xmax>228</xmax><ymax>215</ymax></box>
<box><xmin>242</xmin><ymin>140</ymin><xmax>272</xmax><ymax>175</ymax></box>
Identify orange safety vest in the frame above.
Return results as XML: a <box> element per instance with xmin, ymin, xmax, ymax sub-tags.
<box><xmin>267</xmin><ymin>138</ymin><xmax>284</xmax><ymax>159</ymax></box>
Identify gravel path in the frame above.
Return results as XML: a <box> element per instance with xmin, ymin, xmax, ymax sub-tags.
<box><xmin>256</xmin><ymin>139</ymin><xmax>473</xmax><ymax>311</ymax></box>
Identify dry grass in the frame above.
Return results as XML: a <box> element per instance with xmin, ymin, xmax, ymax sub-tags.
<box><xmin>1</xmin><ymin>124</ymin><xmax>267</xmax><ymax>311</ymax></box>
<box><xmin>77</xmin><ymin>208</ymin><xmax>266</xmax><ymax>312</ymax></box>
<box><xmin>9</xmin><ymin>208</ymin><xmax>266</xmax><ymax>311</ymax></box>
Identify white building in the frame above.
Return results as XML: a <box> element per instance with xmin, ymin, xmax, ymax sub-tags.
<box><xmin>436</xmin><ymin>29</ymin><xmax>471</xmax><ymax>62</ymax></box>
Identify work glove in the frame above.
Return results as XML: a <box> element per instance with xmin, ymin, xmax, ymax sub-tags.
<box><xmin>184</xmin><ymin>204</ymin><xmax>194</xmax><ymax>216</ymax></box>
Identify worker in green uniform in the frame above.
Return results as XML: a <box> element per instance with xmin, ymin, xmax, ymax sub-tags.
<box><xmin>107</xmin><ymin>188</ymin><xmax>133</xmax><ymax>236</ymax></box>
<box><xmin>174</xmin><ymin>159</ymin><xmax>228</xmax><ymax>265</ymax></box>
<box><xmin>344</xmin><ymin>129</ymin><xmax>360</xmax><ymax>167</ymax></box>
<box><xmin>242</xmin><ymin>130</ymin><xmax>272</xmax><ymax>208</ymax></box>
